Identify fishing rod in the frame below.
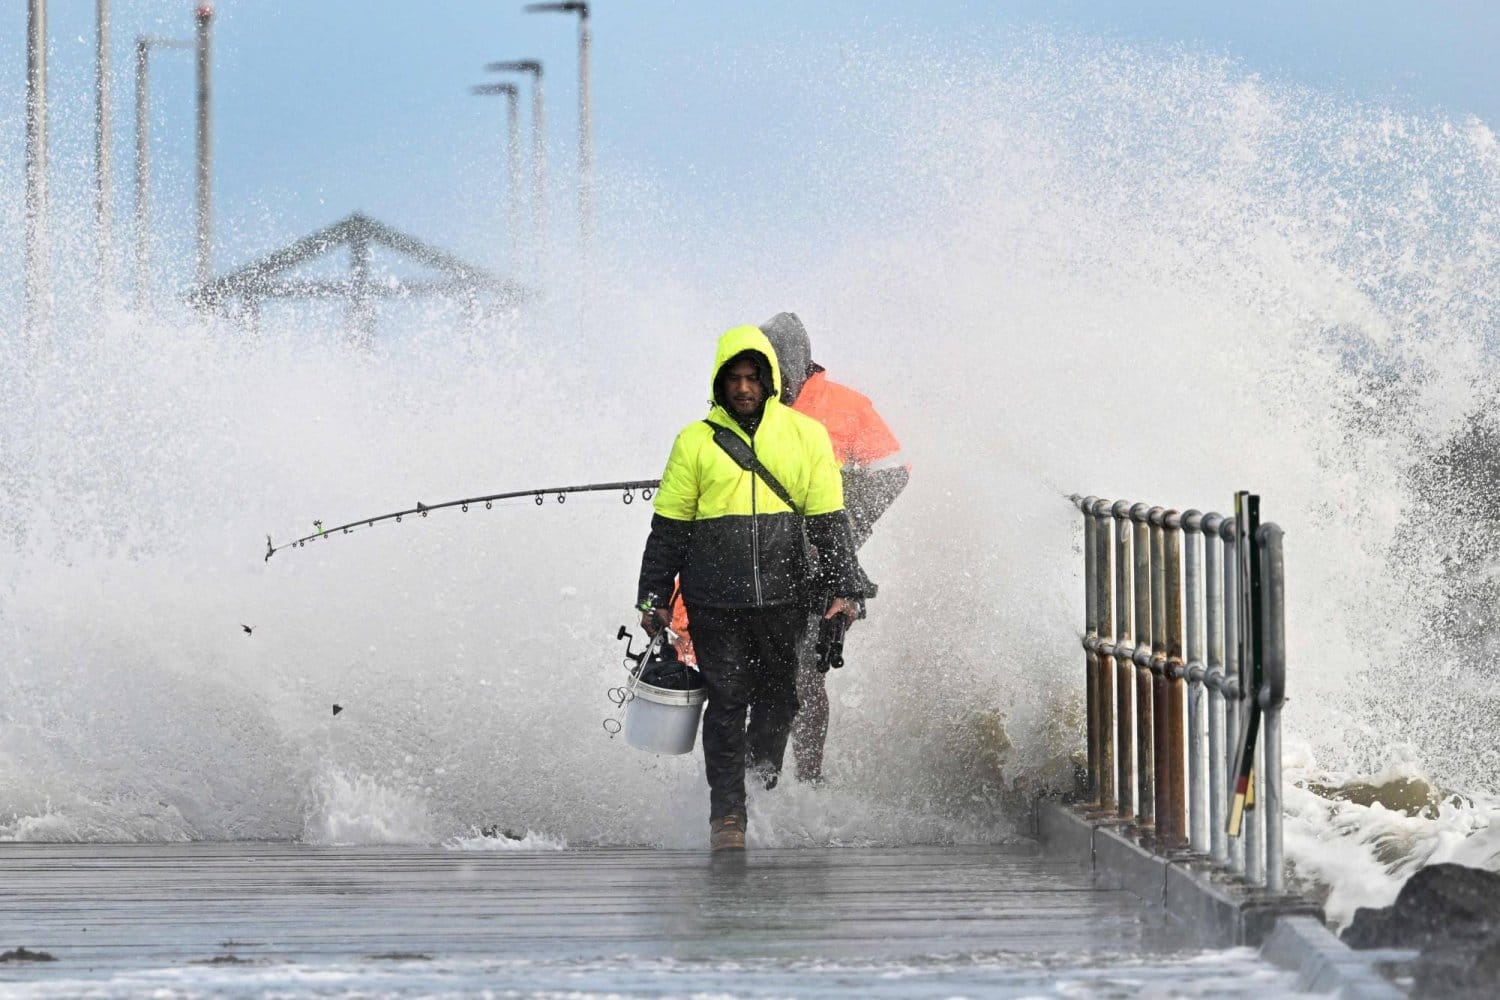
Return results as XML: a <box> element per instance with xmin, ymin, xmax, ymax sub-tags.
<box><xmin>265</xmin><ymin>478</ymin><xmax>661</xmax><ymax>561</ymax></box>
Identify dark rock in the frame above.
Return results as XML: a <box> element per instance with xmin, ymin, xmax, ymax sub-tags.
<box><xmin>1343</xmin><ymin>905</ymin><xmax>1399</xmax><ymax>949</ymax></box>
<box><xmin>1345</xmin><ymin>863</ymin><xmax>1500</xmax><ymax>997</ymax></box>
<box><xmin>1412</xmin><ymin>929</ymin><xmax>1500</xmax><ymax>998</ymax></box>
<box><xmin>0</xmin><ymin>947</ymin><xmax>57</xmax><ymax>962</ymax></box>
<box><xmin>1344</xmin><ymin>863</ymin><xmax>1500</xmax><ymax>950</ymax></box>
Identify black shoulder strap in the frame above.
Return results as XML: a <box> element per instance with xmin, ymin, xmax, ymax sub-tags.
<box><xmin>703</xmin><ymin>420</ymin><xmax>802</xmax><ymax>516</ymax></box>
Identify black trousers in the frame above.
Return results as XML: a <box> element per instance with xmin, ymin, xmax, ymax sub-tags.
<box><xmin>688</xmin><ymin>604</ymin><xmax>807</xmax><ymax>821</ymax></box>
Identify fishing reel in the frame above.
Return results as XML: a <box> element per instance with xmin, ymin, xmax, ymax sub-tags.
<box><xmin>815</xmin><ymin>615</ymin><xmax>846</xmax><ymax>673</ymax></box>
<box><xmin>616</xmin><ymin>624</ymin><xmax>671</xmax><ymax>675</ymax></box>
<box><xmin>603</xmin><ymin>625</ymin><xmax>672</xmax><ymax>733</ymax></box>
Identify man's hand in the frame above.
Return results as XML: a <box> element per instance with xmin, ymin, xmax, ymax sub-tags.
<box><xmin>640</xmin><ymin>606</ymin><xmax>671</xmax><ymax>637</ymax></box>
<box><xmin>824</xmin><ymin>596</ymin><xmax>860</xmax><ymax>625</ymax></box>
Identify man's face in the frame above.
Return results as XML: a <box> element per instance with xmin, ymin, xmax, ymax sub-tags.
<box><xmin>721</xmin><ymin>358</ymin><xmax>769</xmax><ymax>417</ymax></box>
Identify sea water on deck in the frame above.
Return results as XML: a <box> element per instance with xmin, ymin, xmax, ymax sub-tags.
<box><xmin>0</xmin><ymin>842</ymin><xmax>1308</xmax><ymax>997</ymax></box>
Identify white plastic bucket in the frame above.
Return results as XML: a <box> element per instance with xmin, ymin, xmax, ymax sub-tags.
<box><xmin>624</xmin><ymin>679</ymin><xmax>707</xmax><ymax>755</ymax></box>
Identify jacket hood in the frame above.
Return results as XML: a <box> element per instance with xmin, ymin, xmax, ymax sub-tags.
<box><xmin>710</xmin><ymin>325</ymin><xmax>781</xmax><ymax>410</ymax></box>
<box><xmin>760</xmin><ymin>312</ymin><xmax>812</xmax><ymax>403</ymax></box>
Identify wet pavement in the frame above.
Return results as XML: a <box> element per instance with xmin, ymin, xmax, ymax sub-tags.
<box><xmin>0</xmin><ymin>842</ymin><xmax>1308</xmax><ymax>997</ymax></box>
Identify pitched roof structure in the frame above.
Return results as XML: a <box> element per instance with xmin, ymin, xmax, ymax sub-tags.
<box><xmin>189</xmin><ymin>212</ymin><xmax>527</xmax><ymax>341</ymax></box>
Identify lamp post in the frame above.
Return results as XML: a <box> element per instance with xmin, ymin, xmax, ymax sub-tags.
<box><xmin>471</xmin><ymin>82</ymin><xmax>523</xmax><ymax>265</ymax></box>
<box><xmin>523</xmin><ymin>2</ymin><xmax>590</xmax><ymax>259</ymax></box>
<box><xmin>25</xmin><ymin>0</ymin><xmax>49</xmax><ymax>345</ymax></box>
<box><xmin>194</xmin><ymin>4</ymin><xmax>214</xmax><ymax>289</ymax></box>
<box><xmin>486</xmin><ymin>59</ymin><xmax>544</xmax><ymax>273</ymax></box>
<box><xmin>95</xmin><ymin>0</ymin><xmax>115</xmax><ymax>309</ymax></box>
<box><xmin>133</xmin><ymin>35</ymin><xmax>192</xmax><ymax>310</ymax></box>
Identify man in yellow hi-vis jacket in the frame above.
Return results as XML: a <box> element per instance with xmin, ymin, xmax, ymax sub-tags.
<box><xmin>636</xmin><ymin>325</ymin><xmax>867</xmax><ymax>852</ymax></box>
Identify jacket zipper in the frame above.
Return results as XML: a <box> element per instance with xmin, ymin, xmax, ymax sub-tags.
<box><xmin>749</xmin><ymin>428</ymin><xmax>763</xmax><ymax>607</ymax></box>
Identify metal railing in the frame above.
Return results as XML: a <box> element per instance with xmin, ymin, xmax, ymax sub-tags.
<box><xmin>1071</xmin><ymin>494</ymin><xmax>1288</xmax><ymax>891</ymax></box>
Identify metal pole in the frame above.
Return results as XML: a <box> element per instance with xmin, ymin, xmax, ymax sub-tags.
<box><xmin>1258</xmin><ymin>523</ymin><xmax>1287</xmax><ymax>893</ymax></box>
<box><xmin>532</xmin><ymin>67</ymin><xmax>546</xmax><ymax>274</ymax></box>
<box><xmin>1131</xmin><ymin>503</ymin><xmax>1154</xmax><ymax>830</ymax></box>
<box><xmin>25</xmin><ymin>0</ymin><xmax>50</xmax><ymax>346</ymax></box>
<box><xmin>1203</xmin><ymin>512</ymin><xmax>1229</xmax><ymax>866</ymax></box>
<box><xmin>524</xmin><ymin>2</ymin><xmax>589</xmax><ymax>264</ymax></box>
<box><xmin>133</xmin><ymin>37</ymin><xmax>190</xmax><ymax>312</ymax></box>
<box><xmin>1243</xmin><ymin>511</ymin><xmax>1265</xmax><ymax>888</ymax></box>
<box><xmin>194</xmin><ymin>5</ymin><xmax>213</xmax><ymax>289</ymax></box>
<box><xmin>1183</xmin><ymin>510</ymin><xmax>1208</xmax><ymax>855</ymax></box>
<box><xmin>1161</xmin><ymin>510</ymin><xmax>1187</xmax><ymax>849</ymax></box>
<box><xmin>1221</xmin><ymin>516</ymin><xmax>1245</xmax><ymax>876</ymax></box>
<box><xmin>1093</xmin><ymin>499</ymin><xmax>1116</xmax><ymax>813</ymax></box>
<box><xmin>1112</xmin><ymin>500</ymin><xmax>1135</xmax><ymax>819</ymax></box>
<box><xmin>1148</xmin><ymin>507</ymin><xmax>1171</xmax><ymax>845</ymax></box>
<box><xmin>472</xmin><ymin>82</ymin><xmax>523</xmax><ymax>264</ymax></box>
<box><xmin>1080</xmin><ymin>497</ymin><xmax>1100</xmax><ymax>805</ymax></box>
<box><xmin>506</xmin><ymin>87</ymin><xmax>522</xmax><ymax>266</ymax></box>
<box><xmin>134</xmin><ymin>37</ymin><xmax>149</xmax><ymax>310</ymax></box>
<box><xmin>95</xmin><ymin>0</ymin><xmax>115</xmax><ymax>309</ymax></box>
<box><xmin>486</xmin><ymin>61</ymin><xmax>546</xmax><ymax>276</ymax></box>
<box><xmin>577</xmin><ymin>3</ymin><xmax>591</xmax><ymax>255</ymax></box>
<box><xmin>1247</xmin><ymin>731</ymin><xmax>1266</xmax><ymax>886</ymax></box>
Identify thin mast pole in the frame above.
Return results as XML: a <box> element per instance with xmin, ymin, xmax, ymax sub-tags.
<box><xmin>506</xmin><ymin>86</ymin><xmax>522</xmax><ymax>268</ymax></box>
<box><xmin>95</xmin><ymin>0</ymin><xmax>115</xmax><ymax>310</ymax></box>
<box><xmin>194</xmin><ymin>5</ymin><xmax>214</xmax><ymax>288</ymax></box>
<box><xmin>532</xmin><ymin>68</ymin><xmax>546</xmax><ymax>276</ymax></box>
<box><xmin>25</xmin><ymin>0</ymin><xmax>50</xmax><ymax>347</ymax></box>
<box><xmin>134</xmin><ymin>38</ymin><xmax>150</xmax><ymax>310</ymax></box>
<box><xmin>577</xmin><ymin>5</ymin><xmax>591</xmax><ymax>256</ymax></box>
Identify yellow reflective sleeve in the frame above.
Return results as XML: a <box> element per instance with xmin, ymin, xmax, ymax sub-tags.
<box><xmin>653</xmin><ymin>428</ymin><xmax>700</xmax><ymax>522</ymax></box>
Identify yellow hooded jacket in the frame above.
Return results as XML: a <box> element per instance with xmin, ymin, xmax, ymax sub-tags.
<box><xmin>637</xmin><ymin>325</ymin><xmax>864</xmax><ymax>611</ymax></box>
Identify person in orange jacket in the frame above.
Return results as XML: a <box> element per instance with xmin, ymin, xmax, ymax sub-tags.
<box><xmin>761</xmin><ymin>311</ymin><xmax>908</xmax><ymax>783</ymax></box>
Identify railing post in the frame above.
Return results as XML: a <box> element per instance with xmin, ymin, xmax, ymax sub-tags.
<box><xmin>1182</xmin><ymin>510</ymin><xmax>1208</xmax><ymax>855</ymax></box>
<box><xmin>1202</xmin><ymin>512</ymin><xmax>1228</xmax><ymax>865</ymax></box>
<box><xmin>1148</xmin><ymin>507</ymin><xmax>1171</xmax><ymax>844</ymax></box>
<box><xmin>1161</xmin><ymin>511</ymin><xmax>1188</xmax><ymax>849</ymax></box>
<box><xmin>1092</xmin><ymin>499</ymin><xmax>1117</xmax><ymax>813</ymax></box>
<box><xmin>1258</xmin><ymin>523</ymin><xmax>1287</xmax><ymax>893</ymax></box>
<box><xmin>1221</xmin><ymin>516</ymin><xmax>1245</xmax><ymax>876</ymax></box>
<box><xmin>1079</xmin><ymin>495</ymin><xmax>1100</xmax><ymax>804</ymax></box>
<box><xmin>1243</xmin><ymin>516</ymin><xmax>1265</xmax><ymax>889</ymax></box>
<box><xmin>1130</xmin><ymin>503</ymin><xmax>1155</xmax><ymax>831</ymax></box>
<box><xmin>1247</xmin><ymin>735</ymin><xmax>1266</xmax><ymax>886</ymax></box>
<box><xmin>1112</xmin><ymin>499</ymin><xmax>1135</xmax><ymax>819</ymax></box>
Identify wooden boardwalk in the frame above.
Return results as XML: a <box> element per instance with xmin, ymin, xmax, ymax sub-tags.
<box><xmin>0</xmin><ymin>842</ymin><xmax>1302</xmax><ymax>997</ymax></box>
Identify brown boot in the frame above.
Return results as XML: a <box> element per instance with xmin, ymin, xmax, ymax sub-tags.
<box><xmin>709</xmin><ymin>811</ymin><xmax>746</xmax><ymax>852</ymax></box>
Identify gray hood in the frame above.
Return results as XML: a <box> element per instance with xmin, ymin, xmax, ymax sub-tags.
<box><xmin>760</xmin><ymin>311</ymin><xmax>812</xmax><ymax>404</ymax></box>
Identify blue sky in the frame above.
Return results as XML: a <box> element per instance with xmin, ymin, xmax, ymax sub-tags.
<box><xmin>2</xmin><ymin>1</ymin><xmax>1496</xmax><ymax>292</ymax></box>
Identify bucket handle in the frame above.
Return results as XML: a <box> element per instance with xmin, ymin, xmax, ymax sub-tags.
<box><xmin>604</xmin><ymin>625</ymin><xmax>672</xmax><ymax>735</ymax></box>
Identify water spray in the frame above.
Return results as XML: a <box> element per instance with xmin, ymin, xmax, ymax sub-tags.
<box><xmin>264</xmin><ymin>478</ymin><xmax>660</xmax><ymax>560</ymax></box>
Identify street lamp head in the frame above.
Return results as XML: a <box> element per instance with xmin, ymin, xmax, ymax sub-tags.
<box><xmin>486</xmin><ymin>59</ymin><xmax>543</xmax><ymax>77</ymax></box>
<box><xmin>471</xmin><ymin>83</ymin><xmax>518</xmax><ymax>97</ymax></box>
<box><xmin>524</xmin><ymin>2</ymin><xmax>588</xmax><ymax>17</ymax></box>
